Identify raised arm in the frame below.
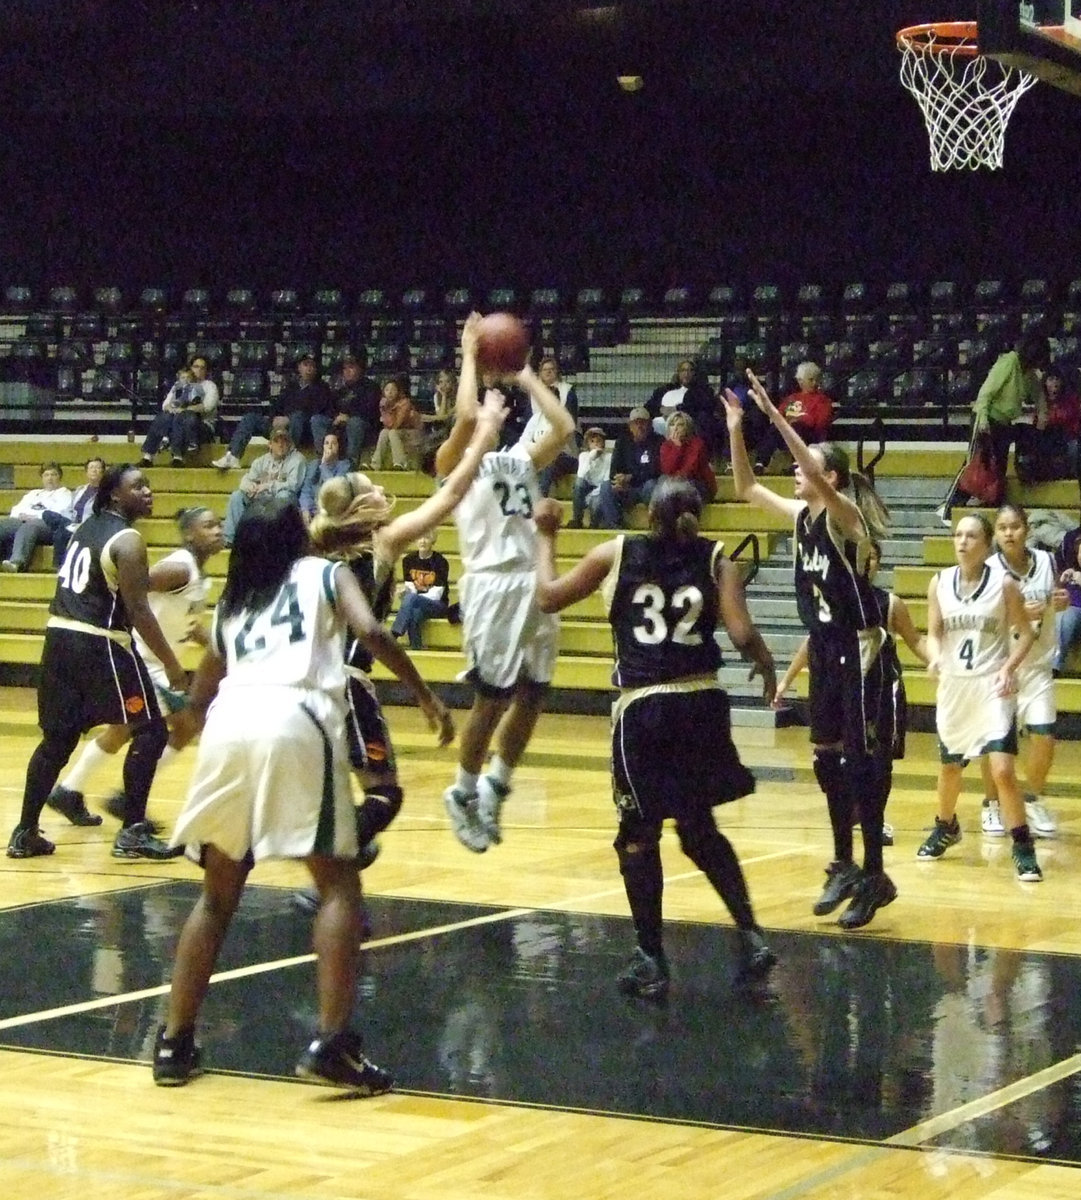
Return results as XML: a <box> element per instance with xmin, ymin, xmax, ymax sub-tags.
<box><xmin>376</xmin><ymin>391</ymin><xmax>508</xmax><ymax>560</ymax></box>
<box><xmin>518</xmin><ymin>364</ymin><xmax>575</xmax><ymax>471</ymax></box>
<box><xmin>533</xmin><ymin>498</ymin><xmax>618</xmax><ymax>613</ymax></box>
<box><xmin>719</xmin><ymin>386</ymin><xmax>803</xmax><ymax>521</ymax></box>
<box><xmin>745</xmin><ymin>370</ymin><xmax>866</xmax><ymax>541</ymax></box>
<box><xmin>715</xmin><ymin>553</ymin><xmax>776</xmax><ymax>704</ymax></box>
<box><xmin>435</xmin><ymin>312</ymin><xmax>483</xmax><ymax>478</ymax></box>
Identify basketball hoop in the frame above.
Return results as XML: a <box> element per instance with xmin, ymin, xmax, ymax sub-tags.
<box><xmin>897</xmin><ymin>21</ymin><xmax>1037</xmax><ymax>171</ymax></box>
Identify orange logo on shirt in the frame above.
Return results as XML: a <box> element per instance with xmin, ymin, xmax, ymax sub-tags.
<box><xmin>125</xmin><ymin>696</ymin><xmax>145</xmax><ymax>714</ymax></box>
<box><xmin>364</xmin><ymin>741</ymin><xmax>387</xmax><ymax>762</ymax></box>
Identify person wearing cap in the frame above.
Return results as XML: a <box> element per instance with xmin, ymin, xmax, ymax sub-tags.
<box><xmin>590</xmin><ymin>406</ymin><xmax>663</xmax><ymax>529</ymax></box>
<box><xmin>569</xmin><ymin>426</ymin><xmax>611</xmax><ymax>528</ymax></box>
<box><xmin>331</xmin><ymin>351</ymin><xmax>381</xmax><ymax>466</ymax></box>
<box><xmin>283</xmin><ymin>353</ymin><xmax>336</xmax><ymax>453</ymax></box>
<box><xmin>222</xmin><ymin>426</ymin><xmax>306</xmax><ymax>546</ymax></box>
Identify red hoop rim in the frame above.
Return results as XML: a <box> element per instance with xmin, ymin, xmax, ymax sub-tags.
<box><xmin>896</xmin><ymin>21</ymin><xmax>979</xmax><ymax>56</ymax></box>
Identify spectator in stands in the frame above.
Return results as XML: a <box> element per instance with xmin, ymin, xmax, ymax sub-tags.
<box><xmin>525</xmin><ymin>356</ymin><xmax>580</xmax><ymax>497</ymax></box>
<box><xmin>940</xmin><ymin>333</ymin><xmax>1050</xmax><ymax>520</ymax></box>
<box><xmin>1043</xmin><ymin>365</ymin><xmax>1081</xmax><ymax>478</ymax></box>
<box><xmin>330</xmin><ymin>351</ymin><xmax>381</xmax><ymax>467</ymax></box>
<box><xmin>284</xmin><ymin>353</ymin><xmax>336</xmax><ymax>452</ymax></box>
<box><xmin>298</xmin><ymin>431</ymin><xmax>351</xmax><ymax>518</ymax></box>
<box><xmin>52</xmin><ymin>456</ymin><xmax>104</xmax><ymax>566</ymax></box>
<box><xmin>647</xmin><ymin>359</ymin><xmax>722</xmax><ymax>461</ymax></box>
<box><xmin>418</xmin><ymin>368</ymin><xmax>457</xmax><ymax>451</ymax></box>
<box><xmin>660</xmin><ymin>412</ymin><xmax>717</xmax><ymax>502</ymax></box>
<box><xmin>1055</xmin><ymin>534</ymin><xmax>1081</xmax><ymax>675</ymax></box>
<box><xmin>569</xmin><ymin>426</ymin><xmax>611</xmax><ymax>528</ymax></box>
<box><xmin>371</xmin><ymin>377</ymin><xmax>424</xmax><ymax>470</ymax></box>
<box><xmin>390</xmin><ymin>531</ymin><xmax>451</xmax><ymax>649</ymax></box>
<box><xmin>222</xmin><ymin>427</ymin><xmax>305</xmax><ymax>547</ymax></box>
<box><xmin>750</xmin><ymin>361</ymin><xmax>833</xmax><ymax>473</ymax></box>
<box><xmin>140</xmin><ymin>358</ymin><xmax>219</xmax><ymax>467</ymax></box>
<box><xmin>0</xmin><ymin>462</ymin><xmax>73</xmax><ymax>572</ymax></box>
<box><xmin>591</xmin><ymin>407</ymin><xmax>663</xmax><ymax>529</ymax></box>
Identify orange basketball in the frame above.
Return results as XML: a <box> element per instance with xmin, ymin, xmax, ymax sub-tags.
<box><xmin>475</xmin><ymin>312</ymin><xmax>530</xmax><ymax>374</ymax></box>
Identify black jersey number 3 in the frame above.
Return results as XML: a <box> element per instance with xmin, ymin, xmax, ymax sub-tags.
<box><xmin>631</xmin><ymin>582</ymin><xmax>704</xmax><ymax>645</ymax></box>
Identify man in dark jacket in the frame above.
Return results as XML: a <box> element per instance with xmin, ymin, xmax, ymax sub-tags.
<box><xmin>591</xmin><ymin>407</ymin><xmax>663</xmax><ymax>528</ymax></box>
<box><xmin>330</xmin><ymin>352</ymin><xmax>381</xmax><ymax>466</ymax></box>
<box><xmin>283</xmin><ymin>353</ymin><xmax>336</xmax><ymax>452</ymax></box>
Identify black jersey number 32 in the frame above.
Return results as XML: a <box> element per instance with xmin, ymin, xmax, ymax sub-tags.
<box><xmin>631</xmin><ymin>582</ymin><xmax>704</xmax><ymax>645</ymax></box>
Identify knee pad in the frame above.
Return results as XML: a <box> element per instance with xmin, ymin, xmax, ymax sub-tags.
<box><xmin>614</xmin><ymin>819</ymin><xmax>662</xmax><ymax>876</ymax></box>
<box><xmin>813</xmin><ymin>748</ymin><xmax>844</xmax><ymax>798</ymax></box>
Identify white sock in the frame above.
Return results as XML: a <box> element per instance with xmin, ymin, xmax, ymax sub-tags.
<box><xmin>455</xmin><ymin>767</ymin><xmax>479</xmax><ymax>797</ymax></box>
<box><xmin>488</xmin><ymin>755</ymin><xmax>513</xmax><ymax>790</ymax></box>
<box><xmin>61</xmin><ymin>740</ymin><xmax>113</xmax><ymax>793</ymax></box>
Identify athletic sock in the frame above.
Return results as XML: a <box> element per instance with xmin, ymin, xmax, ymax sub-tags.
<box><xmin>61</xmin><ymin>740</ymin><xmax>112</xmax><ymax>793</ymax></box>
<box><xmin>454</xmin><ymin>767</ymin><xmax>479</xmax><ymax>796</ymax></box>
<box><xmin>487</xmin><ymin>755</ymin><xmax>513</xmax><ymax>789</ymax></box>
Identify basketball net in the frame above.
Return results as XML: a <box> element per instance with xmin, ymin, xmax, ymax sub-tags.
<box><xmin>897</xmin><ymin>22</ymin><xmax>1036</xmax><ymax>170</ymax></box>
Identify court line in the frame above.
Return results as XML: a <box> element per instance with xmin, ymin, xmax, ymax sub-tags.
<box><xmin>0</xmin><ymin>851</ymin><xmax>806</xmax><ymax>1033</ymax></box>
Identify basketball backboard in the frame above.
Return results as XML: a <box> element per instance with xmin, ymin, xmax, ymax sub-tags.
<box><xmin>978</xmin><ymin>1</ymin><xmax>1081</xmax><ymax>93</ymax></box>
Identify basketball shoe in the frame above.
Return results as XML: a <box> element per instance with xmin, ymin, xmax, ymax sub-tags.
<box><xmin>917</xmin><ymin>816</ymin><xmax>962</xmax><ymax>859</ymax></box>
<box><xmin>295</xmin><ymin>1030</ymin><xmax>393</xmax><ymax>1095</ymax></box>
<box><xmin>152</xmin><ymin>1025</ymin><xmax>202</xmax><ymax>1087</ymax></box>
<box><xmin>112</xmin><ymin>821</ymin><xmax>184</xmax><ymax>860</ymax></box>
<box><xmin>981</xmin><ymin>797</ymin><xmax>1005</xmax><ymax>836</ymax></box>
<box><xmin>443</xmin><ymin>786</ymin><xmax>488</xmax><ymax>853</ymax></box>
<box><xmin>837</xmin><ymin>870</ymin><xmax>898</xmax><ymax>929</ymax></box>
<box><xmin>812</xmin><ymin>860</ymin><xmax>861</xmax><ymax>915</ymax></box>
<box><xmin>476</xmin><ymin>776</ymin><xmax>510</xmax><ymax>846</ymax></box>
<box><xmin>6</xmin><ymin>826</ymin><xmax>55</xmax><ymax>859</ymax></box>
<box><xmin>1024</xmin><ymin>795</ymin><xmax>1057</xmax><ymax>838</ymax></box>
<box><xmin>1012</xmin><ymin>841</ymin><xmax>1043</xmax><ymax>882</ymax></box>
<box><xmin>46</xmin><ymin>785</ymin><xmax>102</xmax><ymax>827</ymax></box>
<box><xmin>617</xmin><ymin>947</ymin><xmax>670</xmax><ymax>1000</ymax></box>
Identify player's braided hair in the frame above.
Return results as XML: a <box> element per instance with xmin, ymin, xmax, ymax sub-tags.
<box><xmin>308</xmin><ymin>472</ymin><xmax>396</xmax><ymax>560</ymax></box>
<box><xmin>648</xmin><ymin>477</ymin><xmax>702</xmax><ymax>543</ymax></box>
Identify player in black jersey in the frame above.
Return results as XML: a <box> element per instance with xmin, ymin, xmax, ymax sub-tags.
<box><xmin>296</xmin><ymin>392</ymin><xmax>507</xmax><ymax>912</ymax></box>
<box><xmin>724</xmin><ymin>372</ymin><xmax>898</xmax><ymax>930</ymax></box>
<box><xmin>7</xmin><ymin>465</ymin><xmax>187</xmax><ymax>861</ymax></box>
<box><xmin>535</xmin><ymin>478</ymin><xmax>777</xmax><ymax>999</ymax></box>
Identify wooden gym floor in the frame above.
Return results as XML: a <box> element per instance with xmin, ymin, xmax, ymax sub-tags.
<box><xmin>3</xmin><ymin>687</ymin><xmax>1081</xmax><ymax>1198</ymax></box>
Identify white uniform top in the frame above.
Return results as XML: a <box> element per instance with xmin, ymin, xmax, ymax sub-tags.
<box><xmin>452</xmin><ymin>444</ymin><xmax>541</xmax><ymax>573</ymax></box>
<box><xmin>135</xmin><ymin>548</ymin><xmax>210</xmax><ymax>671</ymax></box>
<box><xmin>935</xmin><ymin>564</ymin><xmax>1010</xmax><ymax>678</ymax></box>
<box><xmin>211</xmin><ymin>556</ymin><xmax>347</xmax><ymax>696</ymax></box>
<box><xmin>987</xmin><ymin>547</ymin><xmax>1056</xmax><ymax>672</ymax></box>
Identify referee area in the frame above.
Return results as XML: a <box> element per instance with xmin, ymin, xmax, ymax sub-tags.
<box><xmin>2</xmin><ymin>436</ymin><xmax>1081</xmax><ymax>1196</ymax></box>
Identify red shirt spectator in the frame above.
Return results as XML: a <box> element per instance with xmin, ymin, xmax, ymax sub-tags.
<box><xmin>660</xmin><ymin>412</ymin><xmax>717</xmax><ymax>501</ymax></box>
<box><xmin>1044</xmin><ymin>368</ymin><xmax>1081</xmax><ymax>439</ymax></box>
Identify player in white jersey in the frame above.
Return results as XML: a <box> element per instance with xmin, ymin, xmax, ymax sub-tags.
<box><xmin>154</xmin><ymin>498</ymin><xmax>448</xmax><ymax>1093</ymax></box>
<box><xmin>436</xmin><ymin>313</ymin><xmax>576</xmax><ymax>853</ymax></box>
<box><xmin>979</xmin><ymin>504</ymin><xmax>1068</xmax><ymax>839</ymax></box>
<box><xmin>917</xmin><ymin>513</ymin><xmax>1042</xmax><ymax>882</ymax></box>
<box><xmin>46</xmin><ymin>507</ymin><xmax>224</xmax><ymax>828</ymax></box>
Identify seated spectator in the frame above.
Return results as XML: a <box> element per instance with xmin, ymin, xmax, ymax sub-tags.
<box><xmin>648</xmin><ymin>359</ymin><xmax>722</xmax><ymax>460</ymax></box>
<box><xmin>298</xmin><ymin>431</ymin><xmax>351</xmax><ymax>518</ymax></box>
<box><xmin>1043</xmin><ymin>365</ymin><xmax>1081</xmax><ymax>476</ymax></box>
<box><xmin>660</xmin><ymin>411</ymin><xmax>717</xmax><ymax>502</ymax></box>
<box><xmin>213</xmin><ymin>354</ymin><xmax>329</xmax><ymax>470</ymax></box>
<box><xmin>52</xmin><ymin>456</ymin><xmax>105</xmax><ymax>567</ymax></box>
<box><xmin>569</xmin><ymin>426</ymin><xmax>611</xmax><ymax>528</ymax></box>
<box><xmin>1056</xmin><ymin>533</ymin><xmax>1081</xmax><ymax>674</ymax></box>
<box><xmin>390</xmin><ymin>531</ymin><xmax>451</xmax><ymax>649</ymax></box>
<box><xmin>751</xmin><ymin>360</ymin><xmax>833</xmax><ymax>472</ymax></box>
<box><xmin>524</xmin><ymin>356</ymin><xmax>580</xmax><ymax>497</ymax></box>
<box><xmin>141</xmin><ymin>357</ymin><xmax>219</xmax><ymax>466</ymax></box>
<box><xmin>591</xmin><ymin>406</ymin><xmax>663</xmax><ymax>529</ymax></box>
<box><xmin>419</xmin><ymin>368</ymin><xmax>457</xmax><ymax>450</ymax></box>
<box><xmin>330</xmin><ymin>351</ymin><xmax>381</xmax><ymax>466</ymax></box>
<box><xmin>0</xmin><ymin>461</ymin><xmax>73</xmax><ymax>573</ymax></box>
<box><xmin>222</xmin><ymin>427</ymin><xmax>305</xmax><ymax>546</ymax></box>
<box><xmin>371</xmin><ymin>378</ymin><xmax>424</xmax><ymax>470</ymax></box>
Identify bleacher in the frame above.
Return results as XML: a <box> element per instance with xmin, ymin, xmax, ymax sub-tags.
<box><xmin>3</xmin><ymin>278</ymin><xmax>1080</xmax><ymax>446</ymax></box>
<box><xmin>3</xmin><ymin>438</ymin><xmax>1081</xmax><ymax>728</ymax></box>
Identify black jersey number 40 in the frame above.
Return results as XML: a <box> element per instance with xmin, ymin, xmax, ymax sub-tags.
<box><xmin>631</xmin><ymin>582</ymin><xmax>704</xmax><ymax>645</ymax></box>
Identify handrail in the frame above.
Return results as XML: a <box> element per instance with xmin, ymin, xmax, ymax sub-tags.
<box><xmin>856</xmin><ymin>416</ymin><xmax>886</xmax><ymax>485</ymax></box>
<box><xmin>728</xmin><ymin>531</ymin><xmax>760</xmax><ymax>588</ymax></box>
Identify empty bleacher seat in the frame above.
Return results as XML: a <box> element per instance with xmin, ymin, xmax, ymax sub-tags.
<box><xmin>840</xmin><ymin>281</ymin><xmax>874</xmax><ymax>312</ymax></box>
<box><xmin>7</xmin><ymin>341</ymin><xmax>49</xmax><ymax>385</ymax></box>
<box><xmin>70</xmin><ymin>313</ymin><xmax>105</xmax><ymax>341</ymax></box>
<box><xmin>618</xmin><ymin>286</ymin><xmax>650</xmax><ymax>316</ymax></box>
<box><xmin>410</xmin><ymin>315</ymin><xmax>452</xmax><ymax>345</ymax></box>
<box><xmin>779</xmin><ymin>340</ymin><xmax>815</xmax><ymax>371</ymax></box>
<box><xmin>138</xmin><ymin>287</ymin><xmax>169</xmax><ymax>313</ymax></box>
<box><xmin>734</xmin><ymin>339</ymin><xmax>772</xmax><ymax>372</ymax></box>
<box><xmin>47</xmin><ymin>286</ymin><xmax>79</xmax><ymax>312</ymax></box>
<box><xmin>23</xmin><ymin>313</ymin><xmax>60</xmax><ymax>341</ymax></box>
<box><xmin>824</xmin><ymin>338</ymin><xmax>867</xmax><ymax>374</ymax></box>
<box><xmin>104</xmin><ymin>341</ymin><xmax>137</xmax><ymax>370</ymax></box>
<box><xmin>752</xmin><ymin>284</ymin><xmax>783</xmax><ymax>313</ymax></box>
<box><xmin>588</xmin><ymin>313</ymin><xmax>627</xmax><ymax>347</ymax></box>
<box><xmin>697</xmin><ymin>337</ymin><xmax>729</xmax><ymax>374</ymax></box>
<box><xmin>140</xmin><ymin>341</ymin><xmax>186</xmax><ymax>372</ymax></box>
<box><xmin>868</xmin><ymin>338</ymin><xmax>911</xmax><ymax>372</ymax></box>
<box><xmin>843</xmin><ymin>310</ymin><xmax>883</xmax><ymax>341</ymax></box>
<box><xmin>529</xmin><ymin>287</ymin><xmax>563</xmax><ymax>316</ymax></box>
<box><xmin>718</xmin><ymin>312</ymin><xmax>755</xmax><ymax>341</ymax></box>
<box><xmin>270</xmin><ymin>287</ymin><xmax>302</xmax><ymax>315</ymax></box>
<box><xmin>191</xmin><ymin>341</ymin><xmax>227</xmax><ymax>369</ymax></box>
<box><xmin>662</xmin><ymin>286</ymin><xmax>694</xmax><ymax>314</ymax></box>
<box><xmin>91</xmin><ymin>366</ymin><xmax>128</xmax><ymax>402</ymax></box>
<box><xmin>3</xmin><ymin>285</ymin><xmax>34</xmax><ymax>311</ymax></box>
<box><xmin>976</xmin><ymin>308</ymin><xmax>1019</xmax><ymax>343</ymax></box>
<box><xmin>885</xmin><ymin>310</ymin><xmax>927</xmax><ymax>340</ymax></box>
<box><xmin>973</xmin><ymin>279</ymin><xmax>1008</xmax><ymax>309</ymax></box>
<box><xmin>442</xmin><ymin>287</ymin><xmax>474</xmax><ymax>317</ymax></box>
<box><xmin>135</xmin><ymin>368</ymin><xmax>161</xmax><ymax>403</ymax></box>
<box><xmin>575</xmin><ymin>286</ymin><xmax>609</xmax><ymax>314</ymax></box>
<box><xmin>947</xmin><ymin>368</ymin><xmax>975</xmax><ymax>406</ymax></box>
<box><xmin>892</xmin><ymin>368</ymin><xmax>936</xmax><ymax>406</ymax></box>
<box><xmin>356</xmin><ymin>288</ymin><xmax>388</xmax><ymax>318</ymax></box>
<box><xmin>795</xmin><ymin>283</ymin><xmax>830</xmax><ymax>312</ymax></box>
<box><xmin>225</xmin><ymin>288</ymin><xmax>257</xmax><ymax>314</ymax></box>
<box><xmin>1020</xmin><ymin>278</ymin><xmax>1055</xmax><ymax>310</ymax></box>
<box><xmin>486</xmin><ymin>287</ymin><xmax>518</xmax><ymax>312</ymax></box>
<box><xmin>233</xmin><ymin>341</ymin><xmax>275</xmax><ymax>370</ymax></box>
<box><xmin>884</xmin><ymin>281</ymin><xmax>919</xmax><ymax>312</ymax></box>
<box><xmin>92</xmin><ymin>286</ymin><xmax>124</xmax><ymax>314</ymax></box>
<box><xmin>800</xmin><ymin>312</ymin><xmax>839</xmax><ymax>343</ymax></box>
<box><xmin>400</xmin><ymin>287</ymin><xmax>429</xmax><ymax>313</ymax></box>
<box><xmin>413</xmin><ymin>342</ymin><xmax>452</xmax><ymax>372</ymax></box>
<box><xmin>706</xmin><ymin>284</ymin><xmax>744</xmax><ymax>315</ymax></box>
<box><xmin>181</xmin><ymin>287</ymin><xmax>211</xmax><ymax>313</ymax></box>
<box><xmin>229</xmin><ymin>368</ymin><xmax>269</xmax><ymax>405</ymax></box>
<box><xmin>912</xmin><ymin>337</ymin><xmax>958</xmax><ymax>370</ymax></box>
<box><xmin>847</xmin><ymin>369</ymin><xmax>888</xmax><ymax>407</ymax></box>
<box><xmin>556</xmin><ymin>343</ymin><xmax>588</xmax><ymax>374</ymax></box>
<box><xmin>368</xmin><ymin>341</ymin><xmax>408</xmax><ymax>374</ymax></box>
<box><xmin>957</xmin><ymin>335</ymin><xmax>995</xmax><ymax>371</ymax></box>
<box><xmin>280</xmin><ymin>340</ymin><xmax>321</xmax><ymax>368</ymax></box>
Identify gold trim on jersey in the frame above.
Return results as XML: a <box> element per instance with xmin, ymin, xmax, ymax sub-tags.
<box><xmin>46</xmin><ymin>615</ymin><xmax>132</xmax><ymax>647</ymax></box>
<box><xmin>612</xmin><ymin>674</ymin><xmax>720</xmax><ymax>722</ymax></box>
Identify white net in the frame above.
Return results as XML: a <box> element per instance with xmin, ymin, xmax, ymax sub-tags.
<box><xmin>897</xmin><ymin>24</ymin><xmax>1037</xmax><ymax>171</ymax></box>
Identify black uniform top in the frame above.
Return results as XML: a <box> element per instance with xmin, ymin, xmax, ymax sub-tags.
<box><xmin>334</xmin><ymin>376</ymin><xmax>381</xmax><ymax>424</ymax></box>
<box><xmin>794</xmin><ymin>505</ymin><xmax>883</xmax><ymax>636</ymax></box>
<box><xmin>50</xmin><ymin>510</ymin><xmax>135</xmax><ymax>633</ymax></box>
<box><xmin>344</xmin><ymin>549</ymin><xmax>395</xmax><ymax>673</ymax></box>
<box><xmin>606</xmin><ymin>534</ymin><xmax>723</xmax><ymax>688</ymax></box>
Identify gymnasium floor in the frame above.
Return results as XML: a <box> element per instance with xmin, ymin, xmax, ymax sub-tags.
<box><xmin>3</xmin><ymin>690</ymin><xmax>1081</xmax><ymax>1197</ymax></box>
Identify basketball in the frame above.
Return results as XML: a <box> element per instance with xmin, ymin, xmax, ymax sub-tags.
<box><xmin>475</xmin><ymin>312</ymin><xmax>530</xmax><ymax>374</ymax></box>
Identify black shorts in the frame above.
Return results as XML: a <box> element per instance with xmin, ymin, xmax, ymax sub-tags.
<box><xmin>38</xmin><ymin>626</ymin><xmax>161</xmax><ymax>737</ymax></box>
<box><xmin>344</xmin><ymin>671</ymin><xmax>397</xmax><ymax>777</ymax></box>
<box><xmin>807</xmin><ymin>630</ymin><xmax>897</xmax><ymax>758</ymax></box>
<box><xmin>612</xmin><ymin>687</ymin><xmax>755</xmax><ymax>823</ymax></box>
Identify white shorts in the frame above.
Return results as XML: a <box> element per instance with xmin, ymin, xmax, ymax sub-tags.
<box><xmin>936</xmin><ymin>672</ymin><xmax>1017</xmax><ymax>762</ymax></box>
<box><xmin>457</xmin><ymin>569</ymin><xmax>559</xmax><ymax>694</ymax></box>
<box><xmin>1015</xmin><ymin>663</ymin><xmax>1056</xmax><ymax>733</ymax></box>
<box><xmin>171</xmin><ymin>688</ymin><xmax>357</xmax><ymax>864</ymax></box>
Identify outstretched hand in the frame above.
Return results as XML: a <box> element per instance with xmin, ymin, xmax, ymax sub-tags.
<box><xmin>476</xmin><ymin>389</ymin><xmax>509</xmax><ymax>442</ymax></box>
<box><xmin>720</xmin><ymin>387</ymin><xmax>745</xmax><ymax>433</ymax></box>
<box><xmin>745</xmin><ymin>369</ymin><xmax>777</xmax><ymax>416</ymax></box>
<box><xmin>534</xmin><ymin>497</ymin><xmax>564</xmax><ymax>537</ymax></box>
<box><xmin>424</xmin><ymin>696</ymin><xmax>456</xmax><ymax>747</ymax></box>
<box><xmin>461</xmin><ymin>311</ymin><xmax>482</xmax><ymax>357</ymax></box>
<box><xmin>747</xmin><ymin>658</ymin><xmax>777</xmax><ymax>706</ymax></box>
